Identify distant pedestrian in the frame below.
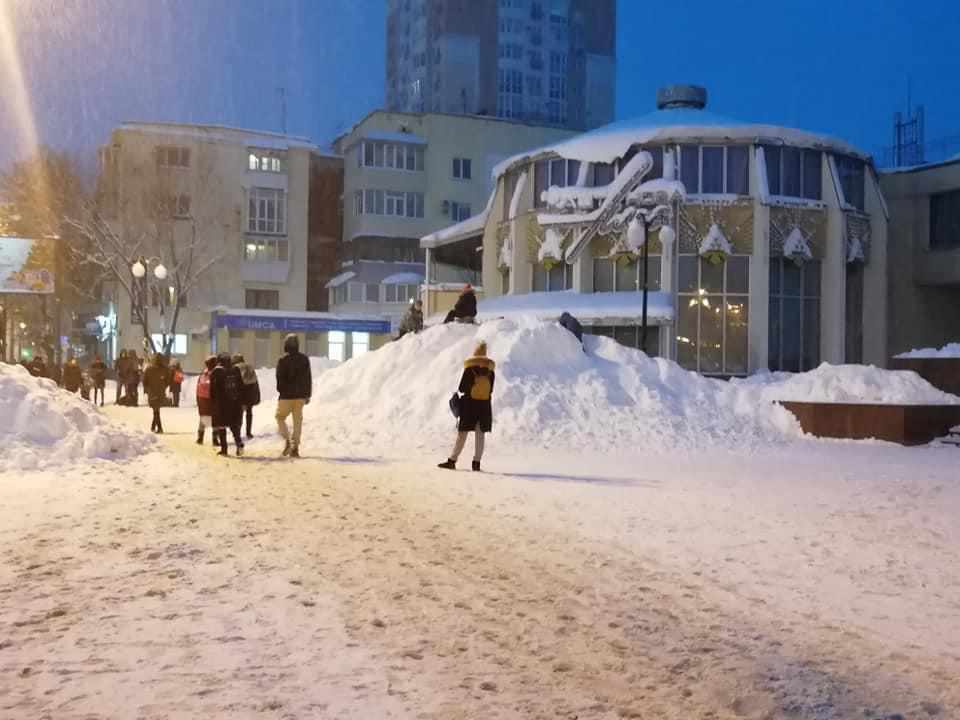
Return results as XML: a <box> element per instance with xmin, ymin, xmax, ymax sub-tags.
<box><xmin>195</xmin><ymin>355</ymin><xmax>217</xmax><ymax>445</ymax></box>
<box><xmin>398</xmin><ymin>298</ymin><xmax>424</xmax><ymax>338</ymax></box>
<box><xmin>62</xmin><ymin>357</ymin><xmax>83</xmax><ymax>393</ymax></box>
<box><xmin>80</xmin><ymin>371</ymin><xmax>93</xmax><ymax>402</ymax></box>
<box><xmin>142</xmin><ymin>353</ymin><xmax>169</xmax><ymax>433</ymax></box>
<box><xmin>89</xmin><ymin>355</ymin><xmax>107</xmax><ymax>406</ymax></box>
<box><xmin>168</xmin><ymin>360</ymin><xmax>184</xmax><ymax>408</ymax></box>
<box><xmin>210</xmin><ymin>352</ymin><xmax>244</xmax><ymax>456</ymax></box>
<box><xmin>275</xmin><ymin>333</ymin><xmax>312</xmax><ymax>458</ymax></box>
<box><xmin>114</xmin><ymin>350</ymin><xmax>127</xmax><ymax>404</ymax></box>
<box><xmin>232</xmin><ymin>353</ymin><xmax>261</xmax><ymax>439</ymax></box>
<box><xmin>27</xmin><ymin>355</ymin><xmax>47</xmax><ymax>378</ymax></box>
<box><xmin>443</xmin><ymin>284</ymin><xmax>478</xmax><ymax>324</ymax></box>
<box><xmin>438</xmin><ymin>341</ymin><xmax>495</xmax><ymax>472</ymax></box>
<box><xmin>124</xmin><ymin>351</ymin><xmax>141</xmax><ymax>406</ymax></box>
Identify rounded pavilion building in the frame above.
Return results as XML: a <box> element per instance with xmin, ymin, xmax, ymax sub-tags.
<box><xmin>466</xmin><ymin>85</ymin><xmax>888</xmax><ymax>375</ymax></box>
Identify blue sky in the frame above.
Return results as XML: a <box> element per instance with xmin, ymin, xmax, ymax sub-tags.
<box><xmin>2</xmin><ymin>0</ymin><xmax>959</xmax><ymax>172</ymax></box>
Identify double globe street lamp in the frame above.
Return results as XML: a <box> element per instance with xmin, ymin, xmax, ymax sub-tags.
<box><xmin>131</xmin><ymin>257</ymin><xmax>173</xmax><ymax>354</ymax></box>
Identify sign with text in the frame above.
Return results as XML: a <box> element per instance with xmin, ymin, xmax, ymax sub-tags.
<box><xmin>215</xmin><ymin>313</ymin><xmax>391</xmax><ymax>335</ymax></box>
<box><xmin>0</xmin><ymin>236</ymin><xmax>55</xmax><ymax>294</ymax></box>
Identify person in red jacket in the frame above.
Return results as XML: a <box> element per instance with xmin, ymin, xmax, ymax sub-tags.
<box><xmin>195</xmin><ymin>355</ymin><xmax>217</xmax><ymax>445</ymax></box>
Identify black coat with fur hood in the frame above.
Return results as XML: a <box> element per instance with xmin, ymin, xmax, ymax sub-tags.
<box><xmin>457</xmin><ymin>355</ymin><xmax>495</xmax><ymax>432</ymax></box>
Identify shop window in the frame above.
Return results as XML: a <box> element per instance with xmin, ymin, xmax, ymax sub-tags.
<box><xmin>769</xmin><ymin>258</ymin><xmax>821</xmax><ymax>372</ymax></box>
<box><xmin>677</xmin><ymin>256</ymin><xmax>750</xmax><ymax>375</ymax></box>
<box><xmin>351</xmin><ymin>332</ymin><xmax>370</xmax><ymax>358</ymax></box>
<box><xmin>328</xmin><ymin>331</ymin><xmax>346</xmax><ymax>362</ymax></box>
<box><xmin>586</xmin><ymin>325</ymin><xmax>660</xmax><ymax>357</ymax></box>
<box><xmin>532</xmin><ymin>262</ymin><xmax>571</xmax><ymax>292</ymax></box>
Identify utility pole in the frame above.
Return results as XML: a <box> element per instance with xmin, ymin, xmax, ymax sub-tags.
<box><xmin>278</xmin><ymin>87</ymin><xmax>288</xmax><ymax>135</ymax></box>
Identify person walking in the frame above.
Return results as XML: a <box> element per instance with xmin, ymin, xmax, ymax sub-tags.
<box><xmin>275</xmin><ymin>334</ymin><xmax>312</xmax><ymax>458</ymax></box>
<box><xmin>232</xmin><ymin>353</ymin><xmax>261</xmax><ymax>439</ymax></box>
<box><xmin>210</xmin><ymin>352</ymin><xmax>244</xmax><ymax>456</ymax></box>
<box><xmin>89</xmin><ymin>355</ymin><xmax>107</xmax><ymax>406</ymax></box>
<box><xmin>438</xmin><ymin>341</ymin><xmax>495</xmax><ymax>472</ymax></box>
<box><xmin>124</xmin><ymin>351</ymin><xmax>141</xmax><ymax>406</ymax></box>
<box><xmin>195</xmin><ymin>355</ymin><xmax>217</xmax><ymax>445</ymax></box>
<box><xmin>443</xmin><ymin>284</ymin><xmax>478</xmax><ymax>324</ymax></box>
<box><xmin>62</xmin><ymin>357</ymin><xmax>83</xmax><ymax>394</ymax></box>
<box><xmin>142</xmin><ymin>353</ymin><xmax>170</xmax><ymax>433</ymax></box>
<box><xmin>114</xmin><ymin>350</ymin><xmax>127</xmax><ymax>404</ymax></box>
<box><xmin>398</xmin><ymin>298</ymin><xmax>424</xmax><ymax>338</ymax></box>
<box><xmin>168</xmin><ymin>360</ymin><xmax>184</xmax><ymax>408</ymax></box>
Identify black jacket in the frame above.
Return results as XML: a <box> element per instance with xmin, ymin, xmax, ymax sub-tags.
<box><xmin>142</xmin><ymin>363</ymin><xmax>169</xmax><ymax>409</ymax></box>
<box><xmin>451</xmin><ymin>290</ymin><xmax>477</xmax><ymax>320</ymax></box>
<box><xmin>457</xmin><ymin>355</ymin><xmax>495</xmax><ymax>433</ymax></box>
<box><xmin>62</xmin><ymin>363</ymin><xmax>83</xmax><ymax>392</ymax></box>
<box><xmin>276</xmin><ymin>351</ymin><xmax>312</xmax><ymax>400</ymax></box>
<box><xmin>89</xmin><ymin>361</ymin><xmax>107</xmax><ymax>387</ymax></box>
<box><xmin>210</xmin><ymin>364</ymin><xmax>243</xmax><ymax>428</ymax></box>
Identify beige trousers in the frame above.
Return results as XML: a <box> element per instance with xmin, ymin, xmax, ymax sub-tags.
<box><xmin>450</xmin><ymin>431</ymin><xmax>485</xmax><ymax>462</ymax></box>
<box><xmin>276</xmin><ymin>399</ymin><xmax>306</xmax><ymax>448</ymax></box>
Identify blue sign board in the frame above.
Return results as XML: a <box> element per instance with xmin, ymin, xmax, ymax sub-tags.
<box><xmin>215</xmin><ymin>313</ymin><xmax>391</xmax><ymax>335</ymax></box>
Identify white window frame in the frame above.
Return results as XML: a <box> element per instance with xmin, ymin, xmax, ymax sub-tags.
<box><xmin>156</xmin><ymin>146</ymin><xmax>190</xmax><ymax>168</ymax></box>
<box><xmin>328</xmin><ymin>331</ymin><xmax>346</xmax><ymax>362</ymax></box>
<box><xmin>450</xmin><ymin>201</ymin><xmax>471</xmax><ymax>222</ymax></box>
<box><xmin>355</xmin><ymin>189</ymin><xmax>424</xmax><ymax>218</ymax></box>
<box><xmin>248</xmin><ymin>187</ymin><xmax>287</xmax><ymax>235</ymax></box>
<box><xmin>359</xmin><ymin>140</ymin><xmax>424</xmax><ymax>172</ymax></box>
<box><xmin>351</xmin><ymin>332</ymin><xmax>370</xmax><ymax>358</ymax></box>
<box><xmin>247</xmin><ymin>149</ymin><xmax>286</xmax><ymax>173</ymax></box>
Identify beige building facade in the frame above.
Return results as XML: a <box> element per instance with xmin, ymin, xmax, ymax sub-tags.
<box><xmin>98</xmin><ymin>122</ymin><xmax>330</xmax><ymax>372</ymax></box>
<box><xmin>438</xmin><ymin>86</ymin><xmax>890</xmax><ymax>375</ymax></box>
<box><xmin>881</xmin><ymin>158</ymin><xmax>960</xmax><ymax>355</ymax></box>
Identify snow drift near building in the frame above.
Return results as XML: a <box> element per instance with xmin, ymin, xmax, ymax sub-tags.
<box><xmin>296</xmin><ymin>319</ymin><xmax>960</xmax><ymax>457</ymax></box>
<box><xmin>0</xmin><ymin>363</ymin><xmax>155</xmax><ymax>472</ymax></box>
<box><xmin>896</xmin><ymin>343</ymin><xmax>960</xmax><ymax>359</ymax></box>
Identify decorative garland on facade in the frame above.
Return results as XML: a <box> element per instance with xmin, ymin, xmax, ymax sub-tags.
<box><xmin>769</xmin><ymin>206</ymin><xmax>826</xmax><ymax>259</ymax></box>
<box><xmin>679</xmin><ymin>201</ymin><xmax>753</xmax><ymax>257</ymax></box>
<box><xmin>845</xmin><ymin>213</ymin><xmax>872</xmax><ymax>265</ymax></box>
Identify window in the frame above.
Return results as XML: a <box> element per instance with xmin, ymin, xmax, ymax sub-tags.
<box><xmin>328</xmin><ymin>331</ymin><xmax>346</xmax><ymax>362</ymax></box>
<box><xmin>245</xmin><ymin>288</ymin><xmax>279</xmax><ymax>310</ymax></box>
<box><xmin>355</xmin><ymin>189</ymin><xmax>424</xmax><ymax>218</ymax></box>
<box><xmin>452</xmin><ymin>157</ymin><xmax>472</xmax><ymax>180</ymax></box>
<box><xmin>348</xmin><ymin>282</ymin><xmax>364</xmax><ymax>303</ymax></box>
<box><xmin>836</xmin><ymin>155</ymin><xmax>865</xmax><ymax>211</ymax></box>
<box><xmin>549</xmin><ymin>76</ymin><xmax>567</xmax><ymax>101</ymax></box>
<box><xmin>160</xmin><ymin>193</ymin><xmax>191</xmax><ymax>218</ymax></box>
<box><xmin>150</xmin><ymin>333</ymin><xmax>188</xmax><ymax>355</ymax></box>
<box><xmin>359</xmin><ymin>140</ymin><xmax>424</xmax><ymax>171</ymax></box>
<box><xmin>351</xmin><ymin>332</ymin><xmax>370</xmax><ymax>358</ymax></box>
<box><xmin>527</xmin><ymin>74</ymin><xmax>543</xmax><ymax>96</ymax></box>
<box><xmin>531</xmin><ymin>262</ymin><xmax>572</xmax><ymax>292</ymax></box>
<box><xmin>769</xmin><ymin>259</ymin><xmax>821</xmax><ymax>372</ymax></box>
<box><xmin>156</xmin><ymin>145</ymin><xmax>190</xmax><ymax>168</ymax></box>
<box><xmin>528</xmin><ymin>51</ymin><xmax>543</xmax><ymax>71</ymax></box>
<box><xmin>676</xmin><ymin>255</ymin><xmax>750</xmax><ymax>375</ymax></box>
<box><xmin>450</xmin><ymin>201</ymin><xmax>471</xmax><ymax>222</ymax></box>
<box><xmin>384</xmin><ymin>283</ymin><xmax>419</xmax><ymax>303</ymax></box>
<box><xmin>248</xmin><ymin>149</ymin><xmax>286</xmax><ymax>173</ymax></box>
<box><xmin>586</xmin><ymin>325</ymin><xmax>660</xmax><ymax>357</ymax></box>
<box><xmin>764</xmin><ymin>146</ymin><xmax>822</xmax><ymax>201</ymax></box>
<box><xmin>680</xmin><ymin>145</ymin><xmax>750</xmax><ymax>196</ymax></box>
<box><xmin>333</xmin><ymin>284</ymin><xmax>347</xmax><ymax>305</ymax></box>
<box><xmin>243</xmin><ymin>237</ymin><xmax>288</xmax><ymax>262</ymax></box>
<box><xmin>305</xmin><ymin>332</ymin><xmax>323</xmax><ymax>358</ymax></box>
<box><xmin>593</xmin><ymin>256</ymin><xmax>661</xmax><ymax>293</ymax></box>
<box><xmin>248</xmin><ymin>187</ymin><xmax>286</xmax><ymax>234</ymax></box>
<box><xmin>365</xmin><ymin>283</ymin><xmax>380</xmax><ymax>303</ymax></box>
<box><xmin>533</xmin><ymin>158</ymin><xmax>580</xmax><ymax>207</ymax></box>
<box><xmin>931</xmin><ymin>190</ymin><xmax>960</xmax><ymax>250</ymax></box>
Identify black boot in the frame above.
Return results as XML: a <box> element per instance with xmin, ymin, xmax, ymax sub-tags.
<box><xmin>472</xmin><ymin>460</ymin><xmax>481</xmax><ymax>472</ymax></box>
<box><xmin>197</xmin><ymin>427</ymin><xmax>204</xmax><ymax>445</ymax></box>
<box><xmin>437</xmin><ymin>459</ymin><xmax>456</xmax><ymax>470</ymax></box>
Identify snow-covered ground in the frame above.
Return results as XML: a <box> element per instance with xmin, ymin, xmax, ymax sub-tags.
<box><xmin>2</xmin><ymin>322</ymin><xmax>959</xmax><ymax>718</ymax></box>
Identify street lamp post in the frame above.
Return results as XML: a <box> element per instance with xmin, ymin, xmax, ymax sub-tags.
<box><xmin>131</xmin><ymin>257</ymin><xmax>168</xmax><ymax>354</ymax></box>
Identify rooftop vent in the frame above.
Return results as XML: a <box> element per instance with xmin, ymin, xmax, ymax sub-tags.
<box><xmin>656</xmin><ymin>85</ymin><xmax>707</xmax><ymax>110</ymax></box>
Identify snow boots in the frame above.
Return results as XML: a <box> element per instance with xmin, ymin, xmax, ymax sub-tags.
<box><xmin>472</xmin><ymin>460</ymin><xmax>481</xmax><ymax>472</ymax></box>
<box><xmin>282</xmin><ymin>439</ymin><xmax>291</xmax><ymax>457</ymax></box>
<box><xmin>197</xmin><ymin>426</ymin><xmax>204</xmax><ymax>445</ymax></box>
<box><xmin>437</xmin><ymin>459</ymin><xmax>456</xmax><ymax>470</ymax></box>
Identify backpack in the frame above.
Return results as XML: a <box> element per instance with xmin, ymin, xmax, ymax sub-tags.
<box><xmin>470</xmin><ymin>372</ymin><xmax>492</xmax><ymax>401</ymax></box>
<box><xmin>223</xmin><ymin>368</ymin><xmax>242</xmax><ymax>404</ymax></box>
<box><xmin>172</xmin><ymin>369</ymin><xmax>184</xmax><ymax>385</ymax></box>
<box><xmin>197</xmin><ymin>370</ymin><xmax>211</xmax><ymax>399</ymax></box>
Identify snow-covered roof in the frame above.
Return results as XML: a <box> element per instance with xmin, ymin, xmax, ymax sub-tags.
<box><xmin>361</xmin><ymin>130</ymin><xmax>427</xmax><ymax>145</ymax></box>
<box><xmin>119</xmin><ymin>121</ymin><xmax>322</xmax><ymax>152</ymax></box>
<box><xmin>476</xmin><ymin>290</ymin><xmax>674</xmax><ymax>324</ymax></box>
<box><xmin>492</xmin><ymin>107</ymin><xmax>870</xmax><ymax>179</ymax></box>
<box><xmin>420</xmin><ymin>210</ymin><xmax>488</xmax><ymax>248</ymax></box>
<box><xmin>325</xmin><ymin>270</ymin><xmax>356</xmax><ymax>289</ymax></box>
<box><xmin>381</xmin><ymin>272</ymin><xmax>424</xmax><ymax>285</ymax></box>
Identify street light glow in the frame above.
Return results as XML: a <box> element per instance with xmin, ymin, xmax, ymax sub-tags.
<box><xmin>131</xmin><ymin>260</ymin><xmax>146</xmax><ymax>278</ymax></box>
<box><xmin>154</xmin><ymin>263</ymin><xmax>167</xmax><ymax>280</ymax></box>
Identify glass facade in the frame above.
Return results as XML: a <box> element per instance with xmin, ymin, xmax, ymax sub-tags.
<box><xmin>768</xmin><ymin>258</ymin><xmax>820</xmax><ymax>372</ymax></box>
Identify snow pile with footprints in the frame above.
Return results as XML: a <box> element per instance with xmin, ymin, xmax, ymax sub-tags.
<box><xmin>0</xmin><ymin>363</ymin><xmax>156</xmax><ymax>472</ymax></box>
<box><xmin>298</xmin><ymin>318</ymin><xmax>959</xmax><ymax>456</ymax></box>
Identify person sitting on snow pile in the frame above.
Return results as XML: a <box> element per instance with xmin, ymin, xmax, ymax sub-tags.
<box><xmin>443</xmin><ymin>284</ymin><xmax>477</xmax><ymax>324</ymax></box>
<box><xmin>398</xmin><ymin>298</ymin><xmax>424</xmax><ymax>338</ymax></box>
<box><xmin>558</xmin><ymin>311</ymin><xmax>584</xmax><ymax>344</ymax></box>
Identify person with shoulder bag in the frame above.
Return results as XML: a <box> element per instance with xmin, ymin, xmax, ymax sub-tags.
<box><xmin>438</xmin><ymin>341</ymin><xmax>495</xmax><ymax>472</ymax></box>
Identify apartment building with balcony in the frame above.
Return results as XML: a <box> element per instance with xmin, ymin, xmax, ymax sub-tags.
<box><xmin>97</xmin><ymin>122</ymin><xmax>351</xmax><ymax>371</ymax></box>
<box><xmin>330</xmin><ymin>109</ymin><xmax>575</xmax><ymax>324</ymax></box>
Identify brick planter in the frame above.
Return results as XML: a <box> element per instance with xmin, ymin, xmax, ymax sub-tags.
<box><xmin>889</xmin><ymin>357</ymin><xmax>960</xmax><ymax>396</ymax></box>
<box><xmin>779</xmin><ymin>401</ymin><xmax>960</xmax><ymax>446</ymax></box>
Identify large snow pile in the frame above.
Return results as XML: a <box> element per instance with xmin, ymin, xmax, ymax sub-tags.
<box><xmin>895</xmin><ymin>343</ymin><xmax>960</xmax><ymax>359</ymax></box>
<box><xmin>0</xmin><ymin>363</ymin><xmax>155</xmax><ymax>472</ymax></box>
<box><xmin>179</xmin><ymin>357</ymin><xmax>339</xmax><ymax>408</ymax></box>
<box><xmin>302</xmin><ymin>318</ymin><xmax>800</xmax><ymax>455</ymax></box>
<box><xmin>732</xmin><ymin>364</ymin><xmax>960</xmax><ymax>405</ymax></box>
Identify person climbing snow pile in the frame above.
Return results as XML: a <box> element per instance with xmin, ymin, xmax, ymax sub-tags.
<box><xmin>443</xmin><ymin>284</ymin><xmax>477</xmax><ymax>324</ymax></box>
<box><xmin>438</xmin><ymin>340</ymin><xmax>495</xmax><ymax>472</ymax></box>
<box><xmin>398</xmin><ymin>298</ymin><xmax>424</xmax><ymax>338</ymax></box>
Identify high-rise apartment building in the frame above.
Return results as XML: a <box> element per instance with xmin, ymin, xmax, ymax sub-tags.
<box><xmin>386</xmin><ymin>0</ymin><xmax>616</xmax><ymax>131</ymax></box>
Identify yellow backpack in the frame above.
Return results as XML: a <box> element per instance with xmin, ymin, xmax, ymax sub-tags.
<box><xmin>470</xmin><ymin>372</ymin><xmax>492</xmax><ymax>401</ymax></box>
